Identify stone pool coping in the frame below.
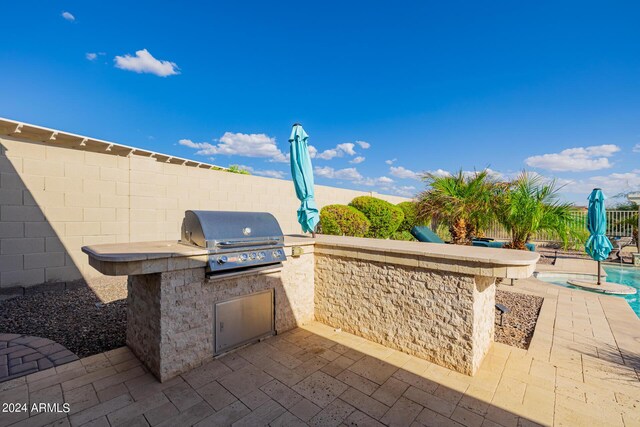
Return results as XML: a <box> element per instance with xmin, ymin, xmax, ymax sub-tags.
<box><xmin>566</xmin><ymin>279</ymin><xmax>637</xmax><ymax>295</ymax></box>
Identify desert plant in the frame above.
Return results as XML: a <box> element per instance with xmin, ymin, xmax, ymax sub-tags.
<box><xmin>396</xmin><ymin>201</ymin><xmax>423</xmax><ymax>233</ymax></box>
<box><xmin>416</xmin><ymin>170</ymin><xmax>495</xmax><ymax>245</ymax></box>
<box><xmin>349</xmin><ymin>196</ymin><xmax>404</xmax><ymax>239</ymax></box>
<box><xmin>493</xmin><ymin>172</ymin><xmax>585</xmax><ymax>250</ymax></box>
<box><xmin>319</xmin><ymin>205</ymin><xmax>370</xmax><ymax>237</ymax></box>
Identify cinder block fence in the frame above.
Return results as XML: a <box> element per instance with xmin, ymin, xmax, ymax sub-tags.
<box><xmin>0</xmin><ymin>119</ymin><xmax>408</xmax><ymax>289</ymax></box>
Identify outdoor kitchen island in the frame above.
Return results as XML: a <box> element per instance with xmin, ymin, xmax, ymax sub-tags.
<box><xmin>83</xmin><ymin>234</ymin><xmax>538</xmax><ymax>382</ymax></box>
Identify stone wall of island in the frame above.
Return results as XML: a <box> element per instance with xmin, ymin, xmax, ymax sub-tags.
<box><xmin>83</xmin><ymin>235</ymin><xmax>537</xmax><ymax>381</ymax></box>
<box><xmin>312</xmin><ymin>236</ymin><xmax>535</xmax><ymax>376</ymax></box>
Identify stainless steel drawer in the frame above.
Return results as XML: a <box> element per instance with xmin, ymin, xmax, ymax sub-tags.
<box><xmin>214</xmin><ymin>289</ymin><xmax>275</xmax><ymax>354</ymax></box>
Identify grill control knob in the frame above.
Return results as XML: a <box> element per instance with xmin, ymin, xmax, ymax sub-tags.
<box><xmin>258</xmin><ymin>252</ymin><xmax>266</xmax><ymax>260</ymax></box>
<box><xmin>250</xmin><ymin>252</ymin><xmax>257</xmax><ymax>259</ymax></box>
<box><xmin>218</xmin><ymin>256</ymin><xmax>228</xmax><ymax>264</ymax></box>
<box><xmin>239</xmin><ymin>253</ymin><xmax>248</xmax><ymax>262</ymax></box>
<box><xmin>273</xmin><ymin>250</ymin><xmax>283</xmax><ymax>258</ymax></box>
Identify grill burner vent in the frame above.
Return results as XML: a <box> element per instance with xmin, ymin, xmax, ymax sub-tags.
<box><xmin>180</xmin><ymin>210</ymin><xmax>286</xmax><ymax>275</ymax></box>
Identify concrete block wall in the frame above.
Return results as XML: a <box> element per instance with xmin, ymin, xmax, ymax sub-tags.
<box><xmin>0</xmin><ymin>135</ymin><xmax>408</xmax><ymax>288</ymax></box>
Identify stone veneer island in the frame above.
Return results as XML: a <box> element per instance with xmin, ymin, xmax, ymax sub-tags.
<box><xmin>83</xmin><ymin>235</ymin><xmax>538</xmax><ymax>382</ymax></box>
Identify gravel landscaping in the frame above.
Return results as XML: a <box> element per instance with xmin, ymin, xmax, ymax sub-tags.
<box><xmin>1</xmin><ymin>278</ymin><xmax>543</xmax><ymax>358</ymax></box>
<box><xmin>495</xmin><ymin>288</ymin><xmax>543</xmax><ymax>349</ymax></box>
<box><xmin>0</xmin><ymin>277</ymin><xmax>127</xmax><ymax>358</ymax></box>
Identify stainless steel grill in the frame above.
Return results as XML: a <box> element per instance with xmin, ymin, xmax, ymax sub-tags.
<box><xmin>180</xmin><ymin>210</ymin><xmax>286</xmax><ymax>275</ymax></box>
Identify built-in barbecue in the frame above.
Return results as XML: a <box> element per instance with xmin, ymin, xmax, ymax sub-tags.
<box><xmin>179</xmin><ymin>210</ymin><xmax>286</xmax><ymax>355</ymax></box>
<box><xmin>180</xmin><ymin>210</ymin><xmax>287</xmax><ymax>276</ymax></box>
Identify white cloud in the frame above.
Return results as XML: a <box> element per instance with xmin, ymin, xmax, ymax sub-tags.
<box><xmin>178</xmin><ymin>139</ymin><xmax>204</xmax><ymax>149</ymax></box>
<box><xmin>62</xmin><ymin>11</ymin><xmax>75</xmax><ymax>21</ymax></box>
<box><xmin>315</xmin><ymin>167</ymin><xmax>397</xmax><ymax>189</ymax></box>
<box><xmin>114</xmin><ymin>49</ymin><xmax>180</xmax><ymax>77</ymax></box>
<box><xmin>310</xmin><ymin>141</ymin><xmax>368</xmax><ymax>160</ymax></box>
<box><xmin>337</xmin><ymin>143</ymin><xmax>356</xmax><ymax>155</ymax></box>
<box><xmin>390</xmin><ymin>185</ymin><xmax>417</xmax><ymax>197</ymax></box>
<box><xmin>633</xmin><ymin>144</ymin><xmax>640</xmax><ymax>153</ymax></box>
<box><xmin>390</xmin><ymin>166</ymin><xmax>422</xmax><ymax>180</ymax></box>
<box><xmin>314</xmin><ymin>142</ymin><xmax>356</xmax><ymax>160</ymax></box>
<box><xmin>315</xmin><ymin>149</ymin><xmax>339</xmax><ymax>160</ymax></box>
<box><xmin>349</xmin><ymin>156</ymin><xmax>365</xmax><ymax>164</ymax></box>
<box><xmin>525</xmin><ymin>144</ymin><xmax>620</xmax><ymax>172</ymax></box>
<box><xmin>86</xmin><ymin>52</ymin><xmax>105</xmax><ymax>61</ymax></box>
<box><xmin>559</xmin><ymin>169</ymin><xmax>640</xmax><ymax>196</ymax></box>
<box><xmin>457</xmin><ymin>168</ymin><xmax>506</xmax><ymax>180</ymax></box>
<box><xmin>314</xmin><ymin>166</ymin><xmax>416</xmax><ymax>198</ymax></box>
<box><xmin>238</xmin><ymin>165</ymin><xmax>286</xmax><ymax>179</ymax></box>
<box><xmin>180</xmin><ymin>132</ymin><xmax>288</xmax><ymax>162</ymax></box>
<box><xmin>307</xmin><ymin>145</ymin><xmax>318</xmax><ymax>158</ymax></box>
<box><xmin>427</xmin><ymin>169</ymin><xmax>451</xmax><ymax>178</ymax></box>
<box><xmin>484</xmin><ymin>168</ymin><xmax>505</xmax><ymax>180</ymax></box>
<box><xmin>385</xmin><ymin>159</ymin><xmax>397</xmax><ymax>165</ymax></box>
<box><xmin>314</xmin><ymin>166</ymin><xmax>362</xmax><ymax>181</ymax></box>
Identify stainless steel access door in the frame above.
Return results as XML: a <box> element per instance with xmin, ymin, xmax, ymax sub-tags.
<box><xmin>214</xmin><ymin>289</ymin><xmax>275</xmax><ymax>355</ymax></box>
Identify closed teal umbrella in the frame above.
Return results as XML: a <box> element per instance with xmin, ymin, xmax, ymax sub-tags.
<box><xmin>289</xmin><ymin>124</ymin><xmax>319</xmax><ymax>235</ymax></box>
<box><xmin>585</xmin><ymin>188</ymin><xmax>613</xmax><ymax>285</ymax></box>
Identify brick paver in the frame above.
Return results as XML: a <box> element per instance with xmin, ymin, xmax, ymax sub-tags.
<box><xmin>0</xmin><ymin>334</ymin><xmax>78</xmax><ymax>383</ymax></box>
<box><xmin>0</xmin><ymin>277</ymin><xmax>639</xmax><ymax>426</ymax></box>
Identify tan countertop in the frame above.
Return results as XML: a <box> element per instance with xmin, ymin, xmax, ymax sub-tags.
<box><xmin>82</xmin><ymin>240</ymin><xmax>208</xmax><ymax>263</ymax></box>
<box><xmin>82</xmin><ymin>235</ymin><xmax>315</xmax><ymax>263</ymax></box>
<box><xmin>82</xmin><ymin>234</ymin><xmax>537</xmax><ymax>279</ymax></box>
<box><xmin>313</xmin><ymin>234</ymin><xmax>538</xmax><ymax>267</ymax></box>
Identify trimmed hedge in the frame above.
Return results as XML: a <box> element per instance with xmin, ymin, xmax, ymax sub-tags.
<box><xmin>349</xmin><ymin>196</ymin><xmax>404</xmax><ymax>239</ymax></box>
<box><xmin>319</xmin><ymin>204</ymin><xmax>370</xmax><ymax>237</ymax></box>
<box><xmin>391</xmin><ymin>230</ymin><xmax>416</xmax><ymax>241</ymax></box>
<box><xmin>396</xmin><ymin>201</ymin><xmax>421</xmax><ymax>232</ymax></box>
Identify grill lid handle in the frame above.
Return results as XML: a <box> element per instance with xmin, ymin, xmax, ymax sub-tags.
<box><xmin>216</xmin><ymin>239</ymin><xmax>281</xmax><ymax>248</ymax></box>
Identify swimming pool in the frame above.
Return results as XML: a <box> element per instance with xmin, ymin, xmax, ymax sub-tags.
<box><xmin>603</xmin><ymin>265</ymin><xmax>640</xmax><ymax>317</ymax></box>
<box><xmin>536</xmin><ymin>265</ymin><xmax>640</xmax><ymax>318</ymax></box>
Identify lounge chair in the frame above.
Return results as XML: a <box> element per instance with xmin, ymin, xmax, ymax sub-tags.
<box><xmin>607</xmin><ymin>236</ymin><xmax>633</xmax><ymax>262</ymax></box>
<box><xmin>410</xmin><ymin>226</ymin><xmax>536</xmax><ymax>252</ymax></box>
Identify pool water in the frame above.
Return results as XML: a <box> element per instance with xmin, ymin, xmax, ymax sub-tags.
<box><xmin>603</xmin><ymin>265</ymin><xmax>640</xmax><ymax>317</ymax></box>
<box><xmin>539</xmin><ymin>265</ymin><xmax>640</xmax><ymax>318</ymax></box>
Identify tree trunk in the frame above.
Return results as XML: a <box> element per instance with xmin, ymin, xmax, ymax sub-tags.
<box><xmin>505</xmin><ymin>232</ymin><xmax>527</xmax><ymax>250</ymax></box>
<box><xmin>450</xmin><ymin>218</ymin><xmax>470</xmax><ymax>245</ymax></box>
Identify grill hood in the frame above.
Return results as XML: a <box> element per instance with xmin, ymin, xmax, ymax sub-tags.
<box><xmin>181</xmin><ymin>210</ymin><xmax>284</xmax><ymax>251</ymax></box>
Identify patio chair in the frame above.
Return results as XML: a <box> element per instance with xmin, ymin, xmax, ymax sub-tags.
<box><xmin>607</xmin><ymin>236</ymin><xmax>633</xmax><ymax>262</ymax></box>
<box><xmin>410</xmin><ymin>225</ymin><xmax>536</xmax><ymax>251</ymax></box>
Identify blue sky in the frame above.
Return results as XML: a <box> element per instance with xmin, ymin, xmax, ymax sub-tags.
<box><xmin>1</xmin><ymin>1</ymin><xmax>639</xmax><ymax>204</ymax></box>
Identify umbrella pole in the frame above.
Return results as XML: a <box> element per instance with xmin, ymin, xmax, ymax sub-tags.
<box><xmin>597</xmin><ymin>260</ymin><xmax>601</xmax><ymax>285</ymax></box>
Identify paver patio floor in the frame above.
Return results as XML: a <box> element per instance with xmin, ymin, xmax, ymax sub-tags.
<box><xmin>0</xmin><ymin>334</ymin><xmax>78</xmax><ymax>383</ymax></box>
<box><xmin>1</xmin><ymin>277</ymin><xmax>639</xmax><ymax>427</ymax></box>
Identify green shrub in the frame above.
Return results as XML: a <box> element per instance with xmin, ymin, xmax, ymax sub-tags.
<box><xmin>391</xmin><ymin>230</ymin><xmax>416</xmax><ymax>241</ymax></box>
<box><xmin>396</xmin><ymin>201</ymin><xmax>422</xmax><ymax>232</ymax></box>
<box><xmin>227</xmin><ymin>164</ymin><xmax>251</xmax><ymax>175</ymax></box>
<box><xmin>349</xmin><ymin>196</ymin><xmax>404</xmax><ymax>239</ymax></box>
<box><xmin>319</xmin><ymin>205</ymin><xmax>370</xmax><ymax>237</ymax></box>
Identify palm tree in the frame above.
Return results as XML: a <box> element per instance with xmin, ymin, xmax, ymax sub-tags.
<box><xmin>493</xmin><ymin>172</ymin><xmax>584</xmax><ymax>250</ymax></box>
<box><xmin>416</xmin><ymin>170</ymin><xmax>495</xmax><ymax>245</ymax></box>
